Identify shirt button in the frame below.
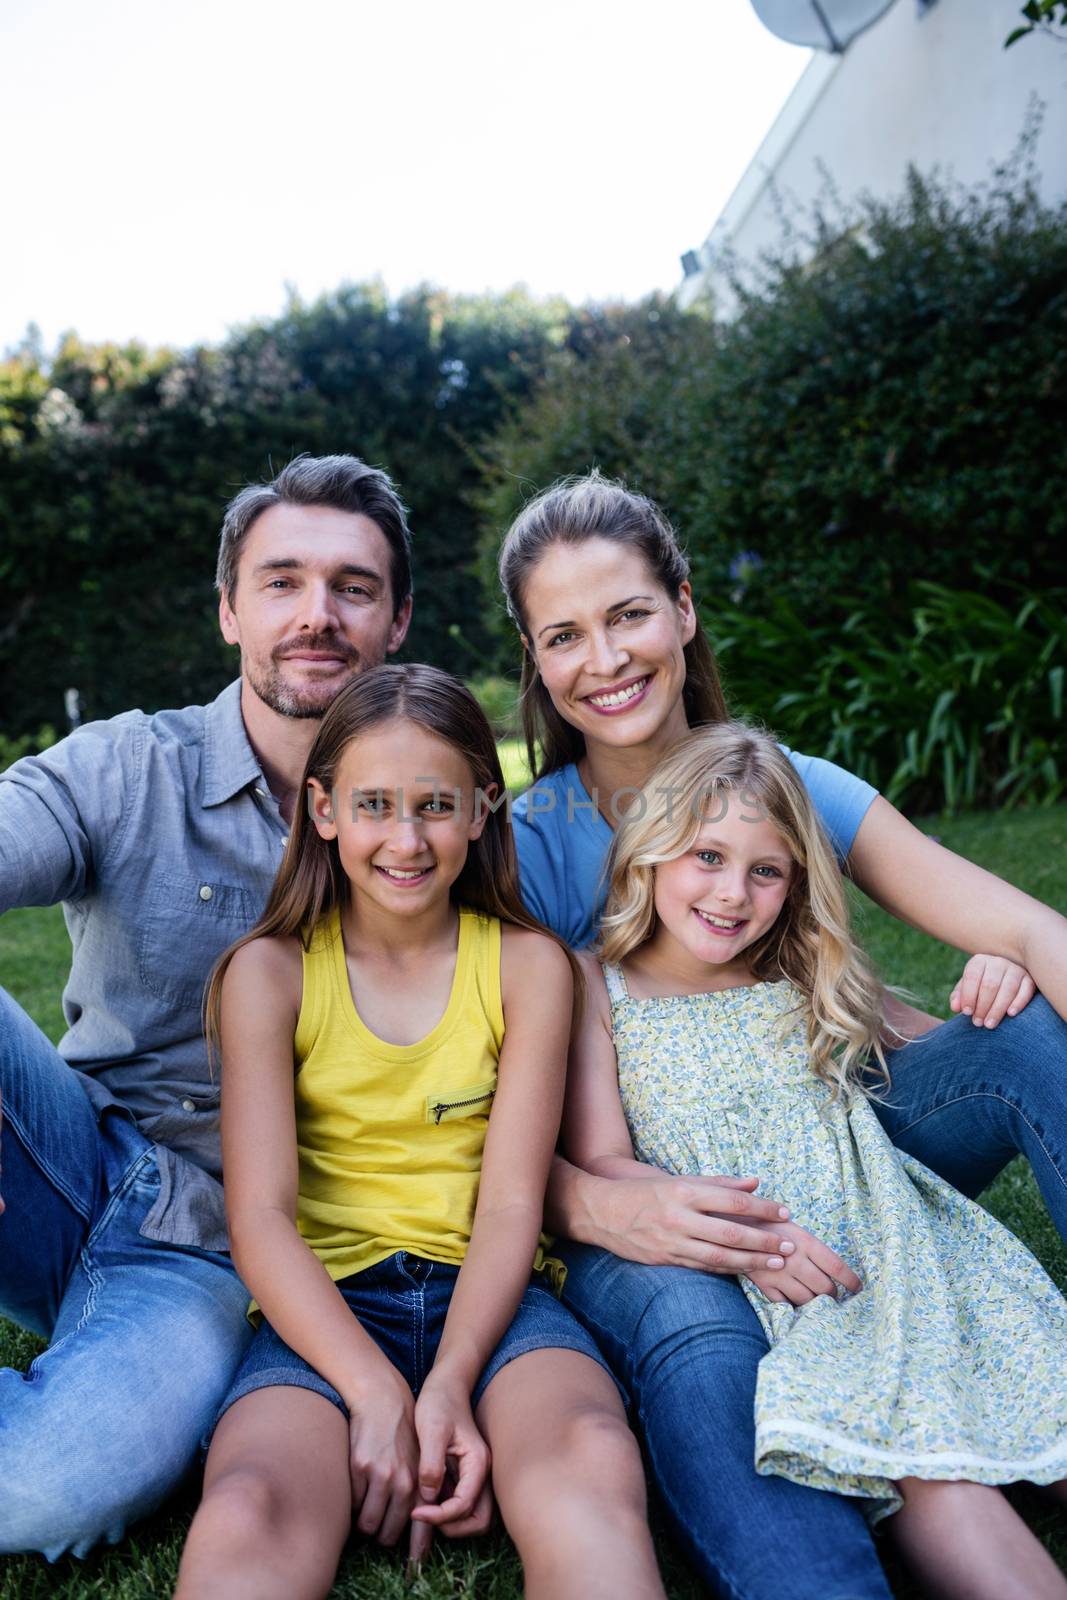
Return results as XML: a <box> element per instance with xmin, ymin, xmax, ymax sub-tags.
<box><xmin>199</xmin><ymin>885</ymin><xmax>213</xmax><ymax>901</ymax></box>
<box><xmin>255</xmin><ymin>787</ymin><xmax>267</xmax><ymax>799</ymax></box>
<box><xmin>181</xmin><ymin>1098</ymin><xmax>196</xmax><ymax>1113</ymax></box>
<box><xmin>281</xmin><ymin>835</ymin><xmax>289</xmax><ymax>846</ymax></box>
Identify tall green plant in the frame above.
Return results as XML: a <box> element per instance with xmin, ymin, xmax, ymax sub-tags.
<box><xmin>711</xmin><ymin>582</ymin><xmax>1066</xmax><ymax>814</ymax></box>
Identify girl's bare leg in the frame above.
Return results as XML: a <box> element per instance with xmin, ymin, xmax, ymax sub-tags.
<box><xmin>174</xmin><ymin>1387</ymin><xmax>351</xmax><ymax>1600</ymax></box>
<box><xmin>477</xmin><ymin>1350</ymin><xmax>665</xmax><ymax>1600</ymax></box>
<box><xmin>890</xmin><ymin>1478</ymin><xmax>1067</xmax><ymax>1600</ymax></box>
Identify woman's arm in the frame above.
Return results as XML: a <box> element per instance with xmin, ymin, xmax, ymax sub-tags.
<box><xmin>848</xmin><ymin>797</ymin><xmax>1067</xmax><ymax>1021</ymax></box>
<box><xmin>559</xmin><ymin>955</ymin><xmax>861</xmax><ymax>1301</ymax></box>
<box><xmin>554</xmin><ymin>955</ymin><xmax>795</xmax><ymax>1272</ymax></box>
<box><xmin>220</xmin><ymin>937</ymin><xmax>421</xmax><ymax>1546</ymax></box>
<box><xmin>412</xmin><ymin>927</ymin><xmax>574</xmax><ymax>1533</ymax></box>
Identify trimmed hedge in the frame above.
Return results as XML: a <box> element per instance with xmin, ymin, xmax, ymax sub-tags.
<box><xmin>475</xmin><ymin>166</ymin><xmax>1067</xmax><ymax>810</ymax></box>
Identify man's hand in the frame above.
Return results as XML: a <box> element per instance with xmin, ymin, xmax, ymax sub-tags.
<box><xmin>746</xmin><ymin>1220</ymin><xmax>862</xmax><ymax>1306</ymax></box>
<box><xmin>596</xmin><ymin>1171</ymin><xmax>795</xmax><ymax>1274</ymax></box>
<box><xmin>346</xmin><ymin>1366</ymin><xmax>423</xmax><ymax>1549</ymax></box>
<box><xmin>950</xmin><ymin>954</ymin><xmax>1036</xmax><ymax>1029</ymax></box>
<box><xmin>407</xmin><ymin>1372</ymin><xmax>493</xmax><ymax>1565</ymax></box>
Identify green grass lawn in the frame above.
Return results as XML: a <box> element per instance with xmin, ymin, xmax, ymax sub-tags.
<box><xmin>2</xmin><ymin>803</ymin><xmax>1066</xmax><ymax>1595</ymax></box>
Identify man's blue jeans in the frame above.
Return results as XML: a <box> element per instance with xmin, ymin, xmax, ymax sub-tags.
<box><xmin>556</xmin><ymin>998</ymin><xmax>1067</xmax><ymax>1600</ymax></box>
<box><xmin>0</xmin><ymin>989</ymin><xmax>252</xmax><ymax>1559</ymax></box>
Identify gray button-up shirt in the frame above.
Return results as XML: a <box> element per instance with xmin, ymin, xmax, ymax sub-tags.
<box><xmin>0</xmin><ymin>680</ymin><xmax>289</xmax><ymax>1249</ymax></box>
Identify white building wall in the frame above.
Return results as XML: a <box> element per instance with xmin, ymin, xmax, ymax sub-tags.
<box><xmin>680</xmin><ymin>0</ymin><xmax>1067</xmax><ymax>309</ymax></box>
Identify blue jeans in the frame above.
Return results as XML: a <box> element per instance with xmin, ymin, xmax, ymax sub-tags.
<box><xmin>557</xmin><ymin>998</ymin><xmax>1067</xmax><ymax>1600</ymax></box>
<box><xmin>216</xmin><ymin>1251</ymin><xmax>620</xmax><ymax>1433</ymax></box>
<box><xmin>0</xmin><ymin>989</ymin><xmax>252</xmax><ymax>1559</ymax></box>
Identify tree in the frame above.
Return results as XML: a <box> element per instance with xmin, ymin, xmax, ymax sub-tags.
<box><xmin>0</xmin><ymin>286</ymin><xmax>568</xmax><ymax>735</ymax></box>
<box><xmin>1006</xmin><ymin>1</ymin><xmax>1067</xmax><ymax>47</ymax></box>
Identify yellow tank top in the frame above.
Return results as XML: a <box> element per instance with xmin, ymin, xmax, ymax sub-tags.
<box><xmin>291</xmin><ymin>904</ymin><xmax>505</xmax><ymax>1281</ymax></box>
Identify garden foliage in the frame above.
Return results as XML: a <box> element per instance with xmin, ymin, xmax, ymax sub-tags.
<box><xmin>476</xmin><ymin>167</ymin><xmax>1067</xmax><ymax>812</ymax></box>
<box><xmin>0</xmin><ymin>286</ymin><xmax>567</xmax><ymax>735</ymax></box>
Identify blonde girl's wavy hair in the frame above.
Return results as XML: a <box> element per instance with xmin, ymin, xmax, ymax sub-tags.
<box><xmin>203</xmin><ymin>662</ymin><xmax>582</xmax><ymax>1061</ymax></box>
<box><xmin>599</xmin><ymin>722</ymin><xmax>889</xmax><ymax>1100</ymax></box>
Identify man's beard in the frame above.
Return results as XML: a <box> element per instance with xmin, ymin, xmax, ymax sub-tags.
<box><xmin>244</xmin><ymin>636</ymin><xmax>360</xmax><ymax>719</ymax></box>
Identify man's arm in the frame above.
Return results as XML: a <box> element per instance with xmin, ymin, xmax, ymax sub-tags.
<box><xmin>0</xmin><ymin>719</ymin><xmax>140</xmax><ymax>913</ymax></box>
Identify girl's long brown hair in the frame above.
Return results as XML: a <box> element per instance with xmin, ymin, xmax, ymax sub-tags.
<box><xmin>497</xmin><ymin>471</ymin><xmax>728</xmax><ymax>780</ymax></box>
<box><xmin>204</xmin><ymin>662</ymin><xmax>581</xmax><ymax>1055</ymax></box>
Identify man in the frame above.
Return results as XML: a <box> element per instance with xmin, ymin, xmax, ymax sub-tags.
<box><xmin>0</xmin><ymin>454</ymin><xmax>412</xmax><ymax>1557</ymax></box>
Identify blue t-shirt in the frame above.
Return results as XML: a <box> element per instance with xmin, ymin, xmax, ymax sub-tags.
<box><xmin>512</xmin><ymin>749</ymin><xmax>878</xmax><ymax>949</ymax></box>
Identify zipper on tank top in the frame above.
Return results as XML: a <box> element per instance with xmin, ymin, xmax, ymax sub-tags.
<box><xmin>430</xmin><ymin>1089</ymin><xmax>496</xmax><ymax>1124</ymax></box>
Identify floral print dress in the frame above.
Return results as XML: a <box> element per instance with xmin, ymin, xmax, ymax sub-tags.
<box><xmin>602</xmin><ymin>963</ymin><xmax>1067</xmax><ymax>1519</ymax></box>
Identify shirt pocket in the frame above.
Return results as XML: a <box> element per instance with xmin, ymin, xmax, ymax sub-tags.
<box><xmin>425</xmin><ymin>1078</ymin><xmax>497</xmax><ymax>1125</ymax></box>
<box><xmin>139</xmin><ymin>872</ymin><xmax>258</xmax><ymax>1007</ymax></box>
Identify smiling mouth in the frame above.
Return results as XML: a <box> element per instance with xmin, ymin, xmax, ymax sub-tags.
<box><xmin>374</xmin><ymin>864</ymin><xmax>435</xmax><ymax>883</ymax></box>
<box><xmin>584</xmin><ymin>675</ymin><xmax>651</xmax><ymax>710</ymax></box>
<box><xmin>694</xmin><ymin>909</ymin><xmax>746</xmax><ymax>934</ymax></box>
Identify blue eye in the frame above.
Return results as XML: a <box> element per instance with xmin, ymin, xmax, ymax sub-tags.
<box><xmin>696</xmin><ymin>850</ymin><xmax>721</xmax><ymax>865</ymax></box>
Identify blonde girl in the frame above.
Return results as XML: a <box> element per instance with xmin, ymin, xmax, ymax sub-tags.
<box><xmin>566</xmin><ymin>721</ymin><xmax>1067</xmax><ymax>1600</ymax></box>
<box><xmin>175</xmin><ymin>664</ymin><xmax>662</xmax><ymax>1600</ymax></box>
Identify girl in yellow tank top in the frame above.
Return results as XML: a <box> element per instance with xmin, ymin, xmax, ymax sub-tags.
<box><xmin>176</xmin><ymin>665</ymin><xmax>665</xmax><ymax>1600</ymax></box>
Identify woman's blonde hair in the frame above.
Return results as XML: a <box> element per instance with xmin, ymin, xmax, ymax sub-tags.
<box><xmin>599</xmin><ymin>722</ymin><xmax>888</xmax><ymax>1100</ymax></box>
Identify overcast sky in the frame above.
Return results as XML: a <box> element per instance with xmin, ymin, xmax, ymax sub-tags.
<box><xmin>2</xmin><ymin>0</ymin><xmax>809</xmax><ymax>354</ymax></box>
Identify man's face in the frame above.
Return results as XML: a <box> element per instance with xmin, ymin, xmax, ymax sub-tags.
<box><xmin>219</xmin><ymin>503</ymin><xmax>412</xmax><ymax>718</ymax></box>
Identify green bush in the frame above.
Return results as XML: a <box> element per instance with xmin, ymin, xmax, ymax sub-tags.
<box><xmin>476</xmin><ymin>163</ymin><xmax>1067</xmax><ymax>687</ymax></box>
<box><xmin>0</xmin><ymin>286</ymin><xmax>569</xmax><ymax>738</ymax></box>
<box><xmin>710</xmin><ymin>581</ymin><xmax>1066</xmax><ymax>813</ymax></box>
<box><xmin>468</xmin><ymin>674</ymin><xmax>522</xmax><ymax>739</ymax></box>
<box><xmin>0</xmin><ymin>724</ymin><xmax>57</xmax><ymax>774</ymax></box>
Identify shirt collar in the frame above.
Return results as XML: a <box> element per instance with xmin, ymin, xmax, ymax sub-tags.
<box><xmin>201</xmin><ymin>679</ymin><xmax>266</xmax><ymax>808</ymax></box>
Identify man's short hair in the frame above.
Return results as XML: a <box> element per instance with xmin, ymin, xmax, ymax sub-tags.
<box><xmin>216</xmin><ymin>454</ymin><xmax>414</xmax><ymax>616</ymax></box>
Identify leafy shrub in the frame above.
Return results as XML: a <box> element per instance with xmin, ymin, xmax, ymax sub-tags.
<box><xmin>0</xmin><ymin>724</ymin><xmax>57</xmax><ymax>774</ymax></box>
<box><xmin>476</xmin><ymin>163</ymin><xmax>1067</xmax><ymax>693</ymax></box>
<box><xmin>710</xmin><ymin>582</ymin><xmax>1066</xmax><ymax>813</ymax></box>
<box><xmin>0</xmin><ymin>286</ymin><xmax>569</xmax><ymax>738</ymax></box>
<box><xmin>468</xmin><ymin>674</ymin><xmax>522</xmax><ymax>739</ymax></box>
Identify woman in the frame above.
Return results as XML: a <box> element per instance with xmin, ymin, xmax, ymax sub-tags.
<box><xmin>499</xmin><ymin>471</ymin><xmax>1067</xmax><ymax>1600</ymax></box>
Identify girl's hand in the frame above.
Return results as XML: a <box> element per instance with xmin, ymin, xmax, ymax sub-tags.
<box><xmin>408</xmin><ymin>1373</ymin><xmax>493</xmax><ymax>1561</ymax></box>
<box><xmin>347</xmin><ymin>1367</ymin><xmax>423</xmax><ymax>1549</ymax></box>
<box><xmin>950</xmin><ymin>955</ymin><xmax>1036</xmax><ymax>1028</ymax></box>
<box><xmin>746</xmin><ymin>1221</ymin><xmax>862</xmax><ymax>1306</ymax></box>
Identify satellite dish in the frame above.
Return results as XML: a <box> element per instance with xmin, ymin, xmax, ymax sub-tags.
<box><xmin>751</xmin><ymin>0</ymin><xmax>897</xmax><ymax>52</ymax></box>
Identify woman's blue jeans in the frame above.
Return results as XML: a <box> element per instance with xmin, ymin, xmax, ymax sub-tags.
<box><xmin>0</xmin><ymin>988</ymin><xmax>252</xmax><ymax>1559</ymax></box>
<box><xmin>556</xmin><ymin>997</ymin><xmax>1067</xmax><ymax>1600</ymax></box>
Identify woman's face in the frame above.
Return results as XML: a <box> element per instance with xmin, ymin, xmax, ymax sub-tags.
<box><xmin>521</xmin><ymin>537</ymin><xmax>697</xmax><ymax>751</ymax></box>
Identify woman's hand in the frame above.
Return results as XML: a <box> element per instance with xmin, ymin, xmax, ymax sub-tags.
<box><xmin>594</xmin><ymin>1170</ymin><xmax>795</xmax><ymax>1274</ymax></box>
<box><xmin>407</xmin><ymin>1371</ymin><xmax>493</xmax><ymax>1563</ymax></box>
<box><xmin>950</xmin><ymin>954</ymin><xmax>1036</xmax><ymax>1028</ymax></box>
<box><xmin>745</xmin><ymin>1221</ymin><xmax>862</xmax><ymax>1306</ymax></box>
<box><xmin>346</xmin><ymin>1366</ymin><xmax>423</xmax><ymax>1549</ymax></box>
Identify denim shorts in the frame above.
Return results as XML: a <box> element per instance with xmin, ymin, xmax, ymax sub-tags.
<box><xmin>214</xmin><ymin>1251</ymin><xmax>622</xmax><ymax>1433</ymax></box>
